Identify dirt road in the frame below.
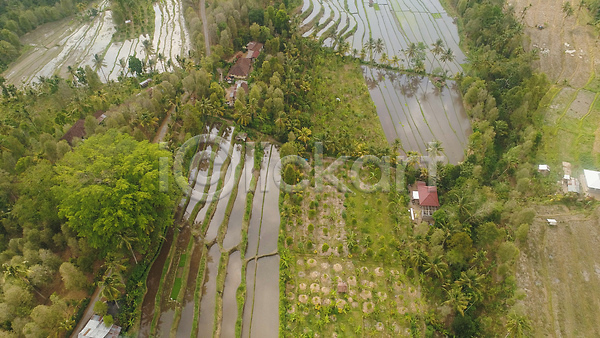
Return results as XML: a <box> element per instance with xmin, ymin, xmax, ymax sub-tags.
<box><xmin>200</xmin><ymin>0</ymin><xmax>211</xmax><ymax>56</ymax></box>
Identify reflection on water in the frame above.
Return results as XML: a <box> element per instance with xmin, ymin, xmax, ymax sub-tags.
<box><xmin>363</xmin><ymin>66</ymin><xmax>471</xmax><ymax>164</ymax></box>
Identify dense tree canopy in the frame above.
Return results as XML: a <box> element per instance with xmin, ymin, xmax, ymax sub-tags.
<box><xmin>53</xmin><ymin>130</ymin><xmax>175</xmax><ymax>255</ymax></box>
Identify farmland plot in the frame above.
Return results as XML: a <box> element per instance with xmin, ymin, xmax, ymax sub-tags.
<box><xmin>363</xmin><ymin>66</ymin><xmax>471</xmax><ymax>163</ymax></box>
<box><xmin>300</xmin><ymin>0</ymin><xmax>471</xmax><ymax>162</ymax></box>
<box><xmin>2</xmin><ymin>0</ymin><xmax>191</xmax><ymax>86</ymax></box>
<box><xmin>140</xmin><ymin>138</ymin><xmax>282</xmax><ymax>337</ymax></box>
<box><xmin>300</xmin><ymin>0</ymin><xmax>465</xmax><ymax>73</ymax></box>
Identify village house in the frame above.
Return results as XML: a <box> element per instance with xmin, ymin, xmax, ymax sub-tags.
<box><xmin>226</xmin><ymin>57</ymin><xmax>252</xmax><ymax>81</ymax></box>
<box><xmin>412</xmin><ymin>181</ymin><xmax>440</xmax><ymax>218</ymax></box>
<box><xmin>78</xmin><ymin>315</ymin><xmax>121</xmax><ymax>338</ymax></box>
<box><xmin>60</xmin><ymin>110</ymin><xmax>106</xmax><ymax>145</ymax></box>
<box><xmin>226</xmin><ymin>80</ymin><xmax>249</xmax><ymax>106</ymax></box>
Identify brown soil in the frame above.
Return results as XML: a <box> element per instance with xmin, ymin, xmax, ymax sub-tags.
<box><xmin>511</xmin><ymin>0</ymin><xmax>599</xmax><ymax>87</ymax></box>
<box><xmin>516</xmin><ymin>205</ymin><xmax>600</xmax><ymax>337</ymax></box>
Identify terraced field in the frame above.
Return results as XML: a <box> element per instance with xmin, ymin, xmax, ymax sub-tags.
<box><xmin>139</xmin><ymin>125</ymin><xmax>282</xmax><ymax>337</ymax></box>
<box><xmin>300</xmin><ymin>0</ymin><xmax>466</xmax><ymax>74</ymax></box>
<box><xmin>300</xmin><ymin>0</ymin><xmax>471</xmax><ymax>162</ymax></box>
<box><xmin>2</xmin><ymin>0</ymin><xmax>191</xmax><ymax>86</ymax></box>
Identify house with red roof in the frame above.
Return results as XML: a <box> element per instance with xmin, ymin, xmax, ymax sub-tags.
<box><xmin>413</xmin><ymin>181</ymin><xmax>440</xmax><ymax>218</ymax></box>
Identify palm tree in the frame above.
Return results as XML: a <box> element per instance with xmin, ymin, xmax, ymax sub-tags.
<box><xmin>455</xmin><ymin>269</ymin><xmax>484</xmax><ymax>303</ymax></box>
<box><xmin>157</xmin><ymin>52</ymin><xmax>166</xmax><ymax>70</ymax></box>
<box><xmin>431</xmin><ymin>39</ymin><xmax>445</xmax><ymax>57</ymax></box>
<box><xmin>148</xmin><ymin>58</ymin><xmax>157</xmax><ymax>73</ymax></box>
<box><xmin>142</xmin><ymin>39</ymin><xmax>154</xmax><ymax>60</ymax></box>
<box><xmin>364</xmin><ymin>37</ymin><xmax>376</xmax><ymax>62</ymax></box>
<box><xmin>297</xmin><ymin>127</ymin><xmax>312</xmax><ymax>145</ymax></box>
<box><xmin>390</xmin><ymin>55</ymin><xmax>401</xmax><ymax>68</ymax></box>
<box><xmin>406</xmin><ymin>150</ymin><xmax>421</xmax><ymax>168</ymax></box>
<box><xmin>119</xmin><ymin>57</ymin><xmax>128</xmax><ymax>77</ymax></box>
<box><xmin>380</xmin><ymin>52</ymin><xmax>389</xmax><ymax>65</ymax></box>
<box><xmin>93</xmin><ymin>54</ymin><xmax>107</xmax><ymax>82</ymax></box>
<box><xmin>116</xmin><ymin>235</ymin><xmax>138</xmax><ymax>264</ymax></box>
<box><xmin>443</xmin><ymin>285</ymin><xmax>469</xmax><ymax>316</ymax></box>
<box><xmin>234</xmin><ymin>108</ymin><xmax>252</xmax><ymax>126</ymax></box>
<box><xmin>426</xmin><ymin>140</ymin><xmax>444</xmax><ymax>157</ymax></box>
<box><xmin>441</xmin><ymin>48</ymin><xmax>455</xmax><ymax>63</ymax></box>
<box><xmin>404</xmin><ymin>42</ymin><xmax>419</xmax><ymax>61</ymax></box>
<box><xmin>506</xmin><ymin>311</ymin><xmax>532</xmax><ymax>337</ymax></box>
<box><xmin>3</xmin><ymin>263</ymin><xmax>46</xmax><ymax>298</ymax></box>
<box><xmin>352</xmin><ymin>48</ymin><xmax>359</xmax><ymax>58</ymax></box>
<box><xmin>374</xmin><ymin>38</ymin><xmax>384</xmax><ymax>57</ymax></box>
<box><xmin>195</xmin><ymin>97</ymin><xmax>214</xmax><ymax>121</ymax></box>
<box><xmin>99</xmin><ymin>274</ymin><xmax>125</xmax><ymax>308</ymax></box>
<box><xmin>423</xmin><ymin>255</ymin><xmax>448</xmax><ymax>280</ymax></box>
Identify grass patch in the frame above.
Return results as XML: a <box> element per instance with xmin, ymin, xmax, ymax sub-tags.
<box><xmin>171</xmin><ymin>278</ymin><xmax>183</xmax><ymax>299</ymax></box>
<box><xmin>373</xmin><ymin>3</ymin><xmax>380</xmax><ymax>10</ymax></box>
<box><xmin>310</xmin><ymin>57</ymin><xmax>388</xmax><ymax>155</ymax></box>
<box><xmin>178</xmin><ymin>254</ymin><xmax>187</xmax><ymax>267</ymax></box>
<box><xmin>431</xmin><ymin>13</ymin><xmax>442</xmax><ymax>19</ymax></box>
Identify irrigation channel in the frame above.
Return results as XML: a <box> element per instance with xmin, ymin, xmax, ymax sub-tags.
<box><xmin>2</xmin><ymin>0</ymin><xmax>191</xmax><ymax>86</ymax></box>
<box><xmin>300</xmin><ymin>0</ymin><xmax>472</xmax><ymax>163</ymax></box>
<box><xmin>139</xmin><ymin>124</ymin><xmax>281</xmax><ymax>337</ymax></box>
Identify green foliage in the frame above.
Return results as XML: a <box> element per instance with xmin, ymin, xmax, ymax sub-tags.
<box><xmin>54</xmin><ymin>130</ymin><xmax>175</xmax><ymax>256</ymax></box>
<box><xmin>93</xmin><ymin>301</ymin><xmax>108</xmax><ymax>316</ymax></box>
<box><xmin>59</xmin><ymin>262</ymin><xmax>88</xmax><ymax>291</ymax></box>
<box><xmin>103</xmin><ymin>314</ymin><xmax>113</xmax><ymax>327</ymax></box>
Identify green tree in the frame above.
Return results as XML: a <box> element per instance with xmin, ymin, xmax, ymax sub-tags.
<box><xmin>59</xmin><ymin>262</ymin><xmax>88</xmax><ymax>291</ymax></box>
<box><xmin>128</xmin><ymin>55</ymin><xmax>143</xmax><ymax>76</ymax></box>
<box><xmin>92</xmin><ymin>54</ymin><xmax>107</xmax><ymax>82</ymax></box>
<box><xmin>506</xmin><ymin>310</ymin><xmax>532</xmax><ymax>337</ymax></box>
<box><xmin>53</xmin><ymin>130</ymin><xmax>175</xmax><ymax>255</ymax></box>
<box><xmin>99</xmin><ymin>274</ymin><xmax>125</xmax><ymax>308</ymax></box>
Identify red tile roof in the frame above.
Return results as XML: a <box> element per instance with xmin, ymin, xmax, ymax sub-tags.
<box><xmin>417</xmin><ymin>181</ymin><xmax>440</xmax><ymax>207</ymax></box>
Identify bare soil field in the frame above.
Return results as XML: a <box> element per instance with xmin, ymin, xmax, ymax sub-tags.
<box><xmin>516</xmin><ymin>205</ymin><xmax>600</xmax><ymax>337</ymax></box>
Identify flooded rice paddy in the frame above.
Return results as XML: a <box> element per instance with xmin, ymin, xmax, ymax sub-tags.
<box><xmin>364</xmin><ymin>66</ymin><xmax>471</xmax><ymax>163</ymax></box>
<box><xmin>2</xmin><ymin>0</ymin><xmax>191</xmax><ymax>86</ymax></box>
<box><xmin>139</xmin><ymin>124</ymin><xmax>281</xmax><ymax>337</ymax></box>
<box><xmin>302</xmin><ymin>0</ymin><xmax>471</xmax><ymax>162</ymax></box>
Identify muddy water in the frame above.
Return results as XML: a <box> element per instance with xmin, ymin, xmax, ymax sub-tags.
<box><xmin>138</xmin><ymin>227</ymin><xmax>174</xmax><ymax>337</ymax></box>
<box><xmin>363</xmin><ymin>66</ymin><xmax>471</xmax><ymax>163</ymax></box>
<box><xmin>185</xmin><ymin>125</ymin><xmax>221</xmax><ymax>220</ymax></box>
<box><xmin>204</xmin><ymin>144</ymin><xmax>242</xmax><ymax>242</ymax></box>
<box><xmin>223</xmin><ymin>148</ymin><xmax>255</xmax><ymax>250</ymax></box>
<box><xmin>175</xmin><ymin>242</ymin><xmax>203</xmax><ymax>338</ymax></box>
<box><xmin>300</xmin><ymin>0</ymin><xmax>466</xmax><ymax>73</ymax></box>
<box><xmin>197</xmin><ymin>244</ymin><xmax>221</xmax><ymax>338</ymax></box>
<box><xmin>3</xmin><ymin>0</ymin><xmax>191</xmax><ymax>86</ymax></box>
<box><xmin>249</xmin><ymin>255</ymin><xmax>280</xmax><ymax>338</ymax></box>
<box><xmin>257</xmin><ymin>147</ymin><xmax>281</xmax><ymax>256</ymax></box>
<box><xmin>241</xmin><ymin>259</ymin><xmax>256</xmax><ymax>338</ymax></box>
<box><xmin>246</xmin><ymin>145</ymin><xmax>272</xmax><ymax>258</ymax></box>
<box><xmin>154</xmin><ymin>224</ymin><xmax>193</xmax><ymax>337</ymax></box>
<box><xmin>220</xmin><ymin>251</ymin><xmax>242</xmax><ymax>338</ymax></box>
<box><xmin>195</xmin><ymin>140</ymin><xmax>229</xmax><ymax>225</ymax></box>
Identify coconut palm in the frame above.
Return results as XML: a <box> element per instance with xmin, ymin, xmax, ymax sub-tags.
<box><xmin>195</xmin><ymin>97</ymin><xmax>214</xmax><ymax>121</ymax></box>
<box><xmin>441</xmin><ymin>48</ymin><xmax>455</xmax><ymax>63</ymax></box>
<box><xmin>431</xmin><ymin>38</ymin><xmax>445</xmax><ymax>57</ymax></box>
<box><xmin>297</xmin><ymin>127</ymin><xmax>312</xmax><ymax>145</ymax></box>
<box><xmin>99</xmin><ymin>274</ymin><xmax>125</xmax><ymax>308</ymax></box>
<box><xmin>506</xmin><ymin>311</ymin><xmax>532</xmax><ymax>337</ymax></box>
<box><xmin>116</xmin><ymin>235</ymin><xmax>138</xmax><ymax>264</ymax></box>
<box><xmin>380</xmin><ymin>52</ymin><xmax>389</xmax><ymax>65</ymax></box>
<box><xmin>157</xmin><ymin>52</ymin><xmax>166</xmax><ymax>70</ymax></box>
<box><xmin>363</xmin><ymin>37</ymin><xmax>376</xmax><ymax>62</ymax></box>
<box><xmin>142</xmin><ymin>39</ymin><xmax>154</xmax><ymax>59</ymax></box>
<box><xmin>443</xmin><ymin>285</ymin><xmax>469</xmax><ymax>316</ymax></box>
<box><xmin>374</xmin><ymin>38</ymin><xmax>384</xmax><ymax>57</ymax></box>
<box><xmin>390</xmin><ymin>55</ymin><xmax>401</xmax><ymax>68</ymax></box>
<box><xmin>455</xmin><ymin>269</ymin><xmax>484</xmax><ymax>303</ymax></box>
<box><xmin>423</xmin><ymin>255</ymin><xmax>448</xmax><ymax>280</ymax></box>
<box><xmin>426</xmin><ymin>140</ymin><xmax>444</xmax><ymax>157</ymax></box>
<box><xmin>118</xmin><ymin>57</ymin><xmax>128</xmax><ymax>77</ymax></box>
<box><xmin>352</xmin><ymin>48</ymin><xmax>359</xmax><ymax>58</ymax></box>
<box><xmin>92</xmin><ymin>54</ymin><xmax>107</xmax><ymax>82</ymax></box>
<box><xmin>234</xmin><ymin>108</ymin><xmax>252</xmax><ymax>126</ymax></box>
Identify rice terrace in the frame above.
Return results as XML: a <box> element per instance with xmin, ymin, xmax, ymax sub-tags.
<box><xmin>0</xmin><ymin>0</ymin><xmax>598</xmax><ymax>336</ymax></box>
